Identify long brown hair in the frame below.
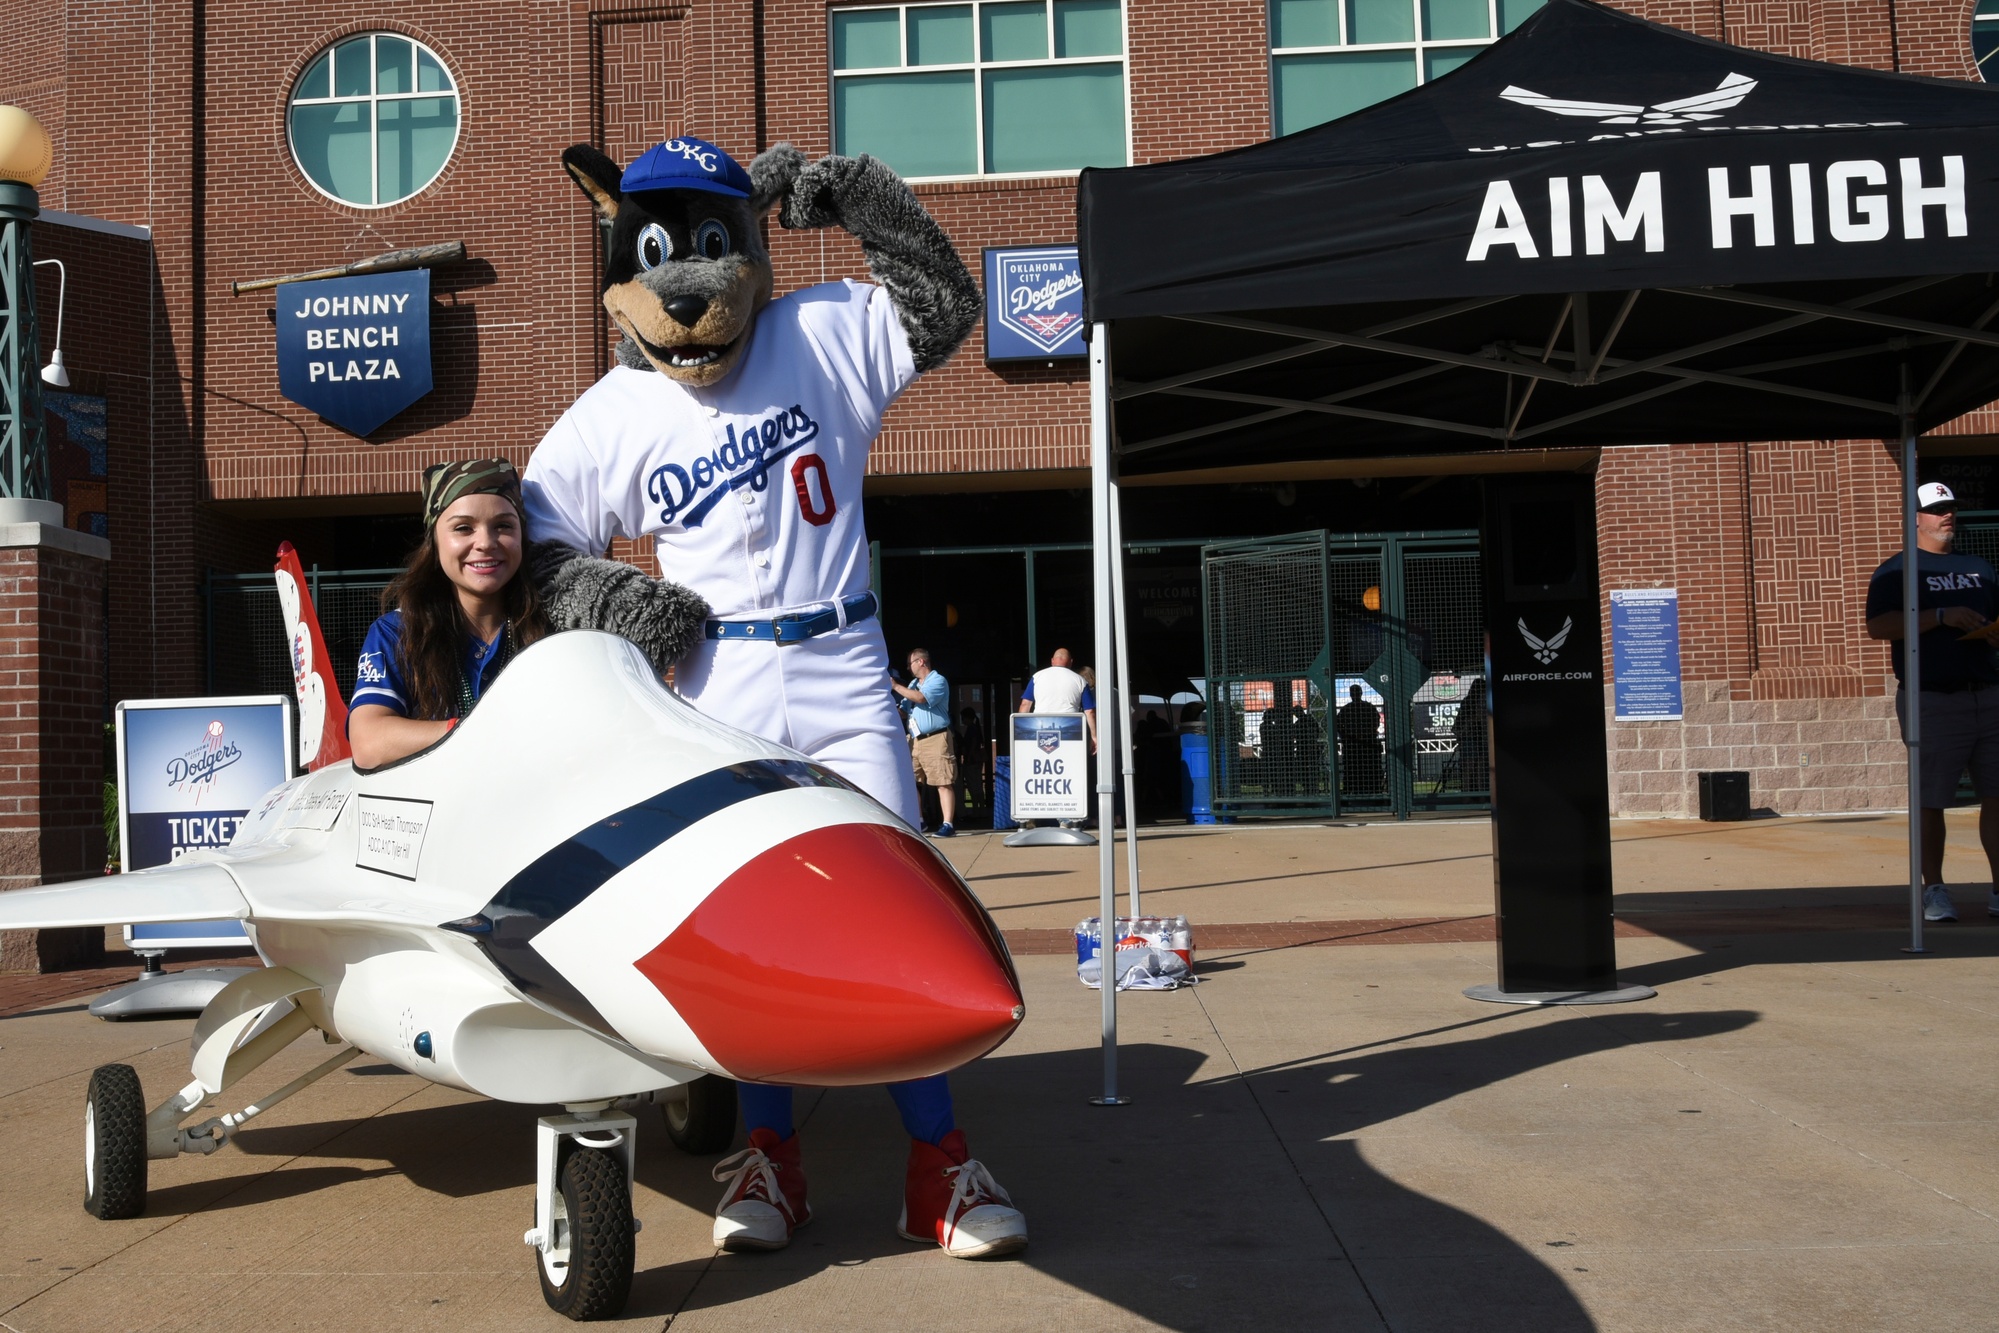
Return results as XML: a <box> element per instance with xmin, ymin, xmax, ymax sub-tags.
<box><xmin>381</xmin><ymin>518</ymin><xmax>550</xmax><ymax>721</ymax></box>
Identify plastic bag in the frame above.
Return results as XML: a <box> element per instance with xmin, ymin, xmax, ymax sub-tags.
<box><xmin>1078</xmin><ymin>945</ymin><xmax>1196</xmax><ymax>991</ymax></box>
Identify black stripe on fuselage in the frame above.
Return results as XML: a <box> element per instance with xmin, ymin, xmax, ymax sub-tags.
<box><xmin>467</xmin><ymin>758</ymin><xmax>857</xmax><ymax>1034</ymax></box>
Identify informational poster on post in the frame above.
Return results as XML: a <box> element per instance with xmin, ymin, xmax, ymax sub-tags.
<box><xmin>1610</xmin><ymin>588</ymin><xmax>1684</xmax><ymax>720</ymax></box>
<box><xmin>1010</xmin><ymin>713</ymin><xmax>1088</xmax><ymax>820</ymax></box>
<box><xmin>117</xmin><ymin>696</ymin><xmax>294</xmax><ymax>948</ymax></box>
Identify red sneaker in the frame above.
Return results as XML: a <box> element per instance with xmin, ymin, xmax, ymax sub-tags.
<box><xmin>711</xmin><ymin>1128</ymin><xmax>810</xmax><ymax>1251</ymax></box>
<box><xmin>897</xmin><ymin>1130</ymin><xmax>1028</xmax><ymax>1259</ymax></box>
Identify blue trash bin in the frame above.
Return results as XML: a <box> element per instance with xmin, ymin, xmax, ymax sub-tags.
<box><xmin>992</xmin><ymin>755</ymin><xmax>1016</xmax><ymax>830</ymax></box>
<box><xmin>1180</xmin><ymin>734</ymin><xmax>1215</xmax><ymax>824</ymax></box>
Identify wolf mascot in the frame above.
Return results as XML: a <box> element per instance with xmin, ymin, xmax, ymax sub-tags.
<box><xmin>522</xmin><ymin>137</ymin><xmax>1023</xmax><ymax>1261</ymax></box>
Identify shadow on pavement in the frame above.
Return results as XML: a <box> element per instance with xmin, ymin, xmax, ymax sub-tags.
<box><xmin>191</xmin><ymin>1006</ymin><xmax>1756</xmax><ymax>1331</ymax></box>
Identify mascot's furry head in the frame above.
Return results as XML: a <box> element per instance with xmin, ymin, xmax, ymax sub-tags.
<box><xmin>561</xmin><ymin>136</ymin><xmax>804</xmax><ymax>389</ymax></box>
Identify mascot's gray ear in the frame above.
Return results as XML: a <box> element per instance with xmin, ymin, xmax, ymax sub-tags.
<box><xmin>562</xmin><ymin>144</ymin><xmax>624</xmax><ymax>223</ymax></box>
<box><xmin>749</xmin><ymin>143</ymin><xmax>807</xmax><ymax>220</ymax></box>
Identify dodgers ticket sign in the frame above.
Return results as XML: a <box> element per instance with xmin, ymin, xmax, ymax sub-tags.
<box><xmin>116</xmin><ymin>696</ymin><xmax>295</xmax><ymax>948</ymax></box>
<box><xmin>1611</xmin><ymin>588</ymin><xmax>1684</xmax><ymax>720</ymax></box>
<box><xmin>1011</xmin><ymin>713</ymin><xmax>1088</xmax><ymax>820</ymax></box>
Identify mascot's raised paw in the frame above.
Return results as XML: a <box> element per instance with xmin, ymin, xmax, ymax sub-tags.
<box><xmin>559</xmin><ymin>135</ymin><xmax>980</xmax><ymax>384</ymax></box>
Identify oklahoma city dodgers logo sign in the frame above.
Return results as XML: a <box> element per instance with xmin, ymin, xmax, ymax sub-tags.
<box><xmin>984</xmin><ymin>247</ymin><xmax>1086</xmax><ymax>361</ymax></box>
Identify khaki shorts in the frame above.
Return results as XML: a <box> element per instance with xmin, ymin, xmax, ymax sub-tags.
<box><xmin>910</xmin><ymin>728</ymin><xmax>959</xmax><ymax>786</ymax></box>
<box><xmin>1896</xmin><ymin>682</ymin><xmax>1999</xmax><ymax>808</ymax></box>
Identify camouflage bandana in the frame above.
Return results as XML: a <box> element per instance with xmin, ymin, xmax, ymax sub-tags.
<box><xmin>422</xmin><ymin>458</ymin><xmax>524</xmax><ymax>528</ymax></box>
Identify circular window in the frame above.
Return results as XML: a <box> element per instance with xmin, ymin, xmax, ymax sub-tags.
<box><xmin>288</xmin><ymin>33</ymin><xmax>459</xmax><ymax>207</ymax></box>
<box><xmin>1978</xmin><ymin>8</ymin><xmax>1999</xmax><ymax>80</ymax></box>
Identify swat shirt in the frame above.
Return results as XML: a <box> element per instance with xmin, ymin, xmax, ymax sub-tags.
<box><xmin>350</xmin><ymin>611</ymin><xmax>512</xmax><ymax>719</ymax></box>
<box><xmin>1864</xmin><ymin>549</ymin><xmax>1999</xmax><ymax>691</ymax></box>
<box><xmin>522</xmin><ymin>280</ymin><xmax>917</xmax><ymax>619</ymax></box>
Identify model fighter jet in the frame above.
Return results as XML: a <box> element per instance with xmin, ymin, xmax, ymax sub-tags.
<box><xmin>0</xmin><ymin>625</ymin><xmax>1024</xmax><ymax>1320</ymax></box>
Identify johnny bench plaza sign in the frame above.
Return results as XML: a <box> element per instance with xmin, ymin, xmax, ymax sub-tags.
<box><xmin>275</xmin><ymin>269</ymin><xmax>435</xmax><ymax>437</ymax></box>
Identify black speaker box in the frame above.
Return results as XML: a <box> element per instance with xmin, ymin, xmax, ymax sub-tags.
<box><xmin>1698</xmin><ymin>771</ymin><xmax>1751</xmax><ymax>822</ymax></box>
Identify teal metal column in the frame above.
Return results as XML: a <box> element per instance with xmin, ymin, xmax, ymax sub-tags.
<box><xmin>0</xmin><ymin>180</ymin><xmax>49</xmax><ymax>502</ymax></box>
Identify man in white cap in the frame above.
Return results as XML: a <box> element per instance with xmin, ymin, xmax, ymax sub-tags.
<box><xmin>1865</xmin><ymin>481</ymin><xmax>1999</xmax><ymax>921</ymax></box>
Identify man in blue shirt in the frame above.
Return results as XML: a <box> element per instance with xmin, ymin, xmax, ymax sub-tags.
<box><xmin>892</xmin><ymin>648</ymin><xmax>958</xmax><ymax>836</ymax></box>
<box><xmin>1865</xmin><ymin>481</ymin><xmax>1999</xmax><ymax>922</ymax></box>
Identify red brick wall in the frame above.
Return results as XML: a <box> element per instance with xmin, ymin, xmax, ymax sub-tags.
<box><xmin>0</xmin><ymin>540</ymin><xmax>107</xmax><ymax>889</ymax></box>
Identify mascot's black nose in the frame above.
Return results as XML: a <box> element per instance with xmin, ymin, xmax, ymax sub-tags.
<box><xmin>664</xmin><ymin>295</ymin><xmax>710</xmax><ymax>328</ymax></box>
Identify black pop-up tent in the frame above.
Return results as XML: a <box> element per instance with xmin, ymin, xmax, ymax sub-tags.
<box><xmin>1072</xmin><ymin>0</ymin><xmax>1999</xmax><ymax>1096</ymax></box>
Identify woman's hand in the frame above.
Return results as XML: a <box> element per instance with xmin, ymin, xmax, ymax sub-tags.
<box><xmin>348</xmin><ymin>704</ymin><xmax>454</xmax><ymax>770</ymax></box>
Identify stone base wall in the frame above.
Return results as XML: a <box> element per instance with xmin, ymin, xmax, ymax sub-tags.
<box><xmin>1605</xmin><ymin>681</ymin><xmax>1907</xmax><ymax>817</ymax></box>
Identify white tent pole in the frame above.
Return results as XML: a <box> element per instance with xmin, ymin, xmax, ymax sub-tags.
<box><xmin>1901</xmin><ymin>386</ymin><xmax>1927</xmax><ymax>955</ymax></box>
<box><xmin>1088</xmin><ymin>321</ymin><xmax>1128</xmax><ymax>1105</ymax></box>
<box><xmin>1106</xmin><ymin>468</ymin><xmax>1143</xmax><ymax>919</ymax></box>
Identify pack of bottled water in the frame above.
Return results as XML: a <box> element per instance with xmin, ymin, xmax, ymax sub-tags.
<box><xmin>1075</xmin><ymin>915</ymin><xmax>1195</xmax><ymax>989</ymax></box>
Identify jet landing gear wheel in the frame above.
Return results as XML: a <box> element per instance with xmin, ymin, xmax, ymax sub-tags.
<box><xmin>662</xmin><ymin>1075</ymin><xmax>736</xmax><ymax>1155</ymax></box>
<box><xmin>536</xmin><ymin>1145</ymin><xmax>634</xmax><ymax>1320</ymax></box>
<box><xmin>84</xmin><ymin>1064</ymin><xmax>147</xmax><ymax>1219</ymax></box>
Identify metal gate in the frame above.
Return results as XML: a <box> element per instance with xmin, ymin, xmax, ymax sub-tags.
<box><xmin>204</xmin><ymin>566</ymin><xmax>398</xmax><ymax>700</ymax></box>
<box><xmin>1202</xmin><ymin>530</ymin><xmax>1486</xmax><ymax>819</ymax></box>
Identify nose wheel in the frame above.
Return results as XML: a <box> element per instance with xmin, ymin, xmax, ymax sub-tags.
<box><xmin>527</xmin><ymin>1109</ymin><xmax>638</xmax><ymax>1320</ymax></box>
<box><xmin>536</xmin><ymin>1145</ymin><xmax>635</xmax><ymax>1319</ymax></box>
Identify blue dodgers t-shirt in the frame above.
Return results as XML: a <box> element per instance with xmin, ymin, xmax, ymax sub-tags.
<box><xmin>351</xmin><ymin>610</ymin><xmax>512</xmax><ymax>719</ymax></box>
<box><xmin>1865</xmin><ymin>549</ymin><xmax>1999</xmax><ymax>691</ymax></box>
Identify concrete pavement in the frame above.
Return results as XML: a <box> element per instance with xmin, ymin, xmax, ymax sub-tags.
<box><xmin>2</xmin><ymin>812</ymin><xmax>1997</xmax><ymax>1331</ymax></box>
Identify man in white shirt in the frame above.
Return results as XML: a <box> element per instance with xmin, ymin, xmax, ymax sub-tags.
<box><xmin>1018</xmin><ymin>647</ymin><xmax>1097</xmax><ymax>751</ymax></box>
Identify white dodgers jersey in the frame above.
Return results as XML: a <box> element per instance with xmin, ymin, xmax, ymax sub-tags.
<box><xmin>524</xmin><ymin>280</ymin><xmax>917</xmax><ymax>618</ymax></box>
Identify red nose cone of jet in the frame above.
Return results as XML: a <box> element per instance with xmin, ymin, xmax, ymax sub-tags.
<box><xmin>635</xmin><ymin>822</ymin><xmax>1024</xmax><ymax>1085</ymax></box>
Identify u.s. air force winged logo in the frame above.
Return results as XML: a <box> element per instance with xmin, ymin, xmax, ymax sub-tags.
<box><xmin>1519</xmin><ymin>617</ymin><xmax>1573</xmax><ymax>665</ymax></box>
<box><xmin>1500</xmin><ymin>72</ymin><xmax>1757</xmax><ymax>126</ymax></box>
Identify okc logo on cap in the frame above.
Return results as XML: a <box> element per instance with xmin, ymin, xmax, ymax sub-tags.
<box><xmin>621</xmin><ymin>137</ymin><xmax>753</xmax><ymax>200</ymax></box>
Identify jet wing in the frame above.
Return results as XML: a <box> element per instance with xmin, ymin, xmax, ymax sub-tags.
<box><xmin>0</xmin><ymin>859</ymin><xmax>248</xmax><ymax>930</ymax></box>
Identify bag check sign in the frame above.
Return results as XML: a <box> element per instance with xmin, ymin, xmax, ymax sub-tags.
<box><xmin>984</xmin><ymin>247</ymin><xmax>1087</xmax><ymax>361</ymax></box>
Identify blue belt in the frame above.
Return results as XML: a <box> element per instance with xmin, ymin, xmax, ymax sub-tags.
<box><xmin>705</xmin><ymin>591</ymin><xmax>878</xmax><ymax>644</ymax></box>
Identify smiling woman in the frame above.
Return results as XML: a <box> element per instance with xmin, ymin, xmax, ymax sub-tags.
<box><xmin>347</xmin><ymin>459</ymin><xmax>550</xmax><ymax>769</ymax></box>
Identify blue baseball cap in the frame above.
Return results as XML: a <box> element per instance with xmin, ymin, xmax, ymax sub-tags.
<box><xmin>620</xmin><ymin>137</ymin><xmax>752</xmax><ymax>200</ymax></box>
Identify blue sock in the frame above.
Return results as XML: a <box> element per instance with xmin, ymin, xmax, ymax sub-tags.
<box><xmin>736</xmin><ymin>1082</ymin><xmax>795</xmax><ymax>1140</ymax></box>
<box><xmin>886</xmin><ymin>1075</ymin><xmax>956</xmax><ymax>1145</ymax></box>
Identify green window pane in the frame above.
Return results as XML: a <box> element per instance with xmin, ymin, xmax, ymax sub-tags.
<box><xmin>291</xmin><ymin>102</ymin><xmax>373</xmax><ymax>203</ymax></box>
<box><xmin>377</xmin><ymin>96</ymin><xmax>458</xmax><ymax>204</ymax></box>
<box><xmin>376</xmin><ymin>36</ymin><xmax>414</xmax><ymax>95</ymax></box>
<box><xmin>1423</xmin><ymin>45</ymin><xmax>1479</xmax><ymax>79</ymax></box>
<box><xmin>296</xmin><ymin>53</ymin><xmax>329</xmax><ymax>100</ymax></box>
<box><xmin>1345</xmin><ymin>0</ymin><xmax>1413</xmax><ymax>44</ymax></box>
<box><xmin>833</xmin><ymin>9</ymin><xmax>902</xmax><ymax>70</ymax></box>
<box><xmin>333</xmin><ymin>37</ymin><xmax>372</xmax><ymax>97</ymax></box>
<box><xmin>1272</xmin><ymin>0</ymin><xmax>1341</xmax><ymax>47</ymax></box>
<box><xmin>1499</xmin><ymin>0</ymin><xmax>1543</xmax><ymax>32</ymax></box>
<box><xmin>1273</xmin><ymin>50</ymin><xmax>1414</xmax><ymax>134</ymax></box>
<box><xmin>983</xmin><ymin>64</ymin><xmax>1124</xmax><ymax>172</ymax></box>
<box><xmin>909</xmin><ymin>6</ymin><xmax>974</xmax><ymax>64</ymax></box>
<box><xmin>1054</xmin><ymin>0</ymin><xmax>1121</xmax><ymax>56</ymax></box>
<box><xmin>982</xmin><ymin>2</ymin><xmax>1049</xmax><ymax>61</ymax></box>
<box><xmin>1422</xmin><ymin>0</ymin><xmax>1487</xmax><ymax>39</ymax></box>
<box><xmin>417</xmin><ymin>48</ymin><xmax>451</xmax><ymax>92</ymax></box>
<box><xmin>835</xmin><ymin>73</ymin><xmax>976</xmax><ymax>176</ymax></box>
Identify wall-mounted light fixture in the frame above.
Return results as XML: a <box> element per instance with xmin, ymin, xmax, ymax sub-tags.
<box><xmin>32</xmin><ymin>258</ymin><xmax>63</xmax><ymax>387</ymax></box>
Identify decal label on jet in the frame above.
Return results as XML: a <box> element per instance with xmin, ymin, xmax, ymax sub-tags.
<box><xmin>356</xmin><ymin>795</ymin><xmax>434</xmax><ymax>880</ymax></box>
<box><xmin>281</xmin><ymin>784</ymin><xmax>351</xmax><ymax>833</ymax></box>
